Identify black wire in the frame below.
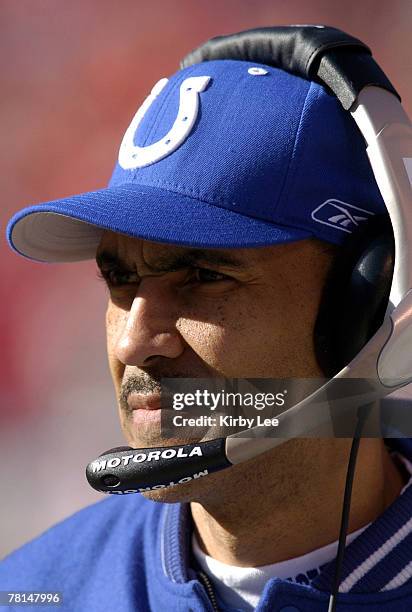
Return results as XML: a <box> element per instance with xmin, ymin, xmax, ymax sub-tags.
<box><xmin>328</xmin><ymin>403</ymin><xmax>372</xmax><ymax>612</ymax></box>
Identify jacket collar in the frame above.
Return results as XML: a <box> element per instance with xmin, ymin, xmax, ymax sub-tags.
<box><xmin>158</xmin><ymin>439</ymin><xmax>412</xmax><ymax>603</ymax></box>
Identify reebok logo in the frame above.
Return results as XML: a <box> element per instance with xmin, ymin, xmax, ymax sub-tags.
<box><xmin>311</xmin><ymin>199</ymin><xmax>374</xmax><ymax>233</ymax></box>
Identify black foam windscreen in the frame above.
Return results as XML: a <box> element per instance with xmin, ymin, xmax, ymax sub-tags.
<box><xmin>314</xmin><ymin>215</ymin><xmax>394</xmax><ymax>377</ymax></box>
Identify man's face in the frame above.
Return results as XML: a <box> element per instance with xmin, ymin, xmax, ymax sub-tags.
<box><xmin>97</xmin><ymin>230</ymin><xmax>335</xmax><ymax>454</ymax></box>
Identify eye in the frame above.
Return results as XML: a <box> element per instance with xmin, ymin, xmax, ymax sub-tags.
<box><xmin>97</xmin><ymin>268</ymin><xmax>139</xmax><ymax>288</ymax></box>
<box><xmin>192</xmin><ymin>267</ymin><xmax>231</xmax><ymax>283</ymax></box>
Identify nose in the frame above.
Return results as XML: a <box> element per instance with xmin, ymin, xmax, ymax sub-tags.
<box><xmin>113</xmin><ymin>277</ymin><xmax>185</xmax><ymax>367</ymax></box>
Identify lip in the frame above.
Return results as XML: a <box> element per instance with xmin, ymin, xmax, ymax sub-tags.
<box><xmin>127</xmin><ymin>392</ymin><xmax>162</xmax><ymax>411</ymax></box>
<box><xmin>131</xmin><ymin>408</ymin><xmax>162</xmax><ymax>425</ymax></box>
<box><xmin>126</xmin><ymin>393</ymin><xmax>163</xmax><ymax>426</ymax></box>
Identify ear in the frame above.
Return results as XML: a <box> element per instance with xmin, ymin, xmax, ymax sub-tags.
<box><xmin>314</xmin><ymin>215</ymin><xmax>394</xmax><ymax>377</ymax></box>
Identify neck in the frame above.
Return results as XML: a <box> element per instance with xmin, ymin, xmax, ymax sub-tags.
<box><xmin>190</xmin><ymin>438</ymin><xmax>405</xmax><ymax>567</ymax></box>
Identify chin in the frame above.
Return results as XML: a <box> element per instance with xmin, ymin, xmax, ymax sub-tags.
<box><xmin>139</xmin><ymin>485</ymin><xmax>198</xmax><ymax>504</ymax></box>
<box><xmin>125</xmin><ymin>432</ymin><xmax>205</xmax><ymax>450</ymax></box>
<box><xmin>138</xmin><ymin>469</ymin><xmax>221</xmax><ymax>504</ymax></box>
<box><xmin>123</xmin><ymin>421</ymin><xmax>208</xmax><ymax>449</ymax></box>
<box><xmin>121</xmin><ymin>409</ymin><xmax>219</xmax><ymax>450</ymax></box>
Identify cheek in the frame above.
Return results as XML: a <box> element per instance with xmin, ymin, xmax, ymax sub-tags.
<box><xmin>176</xmin><ymin>289</ymin><xmax>315</xmax><ymax>378</ymax></box>
<box><xmin>176</xmin><ymin>295</ymin><xmax>273</xmax><ymax>376</ymax></box>
<box><xmin>177</xmin><ymin>317</ymin><xmax>227</xmax><ymax>363</ymax></box>
<box><xmin>105</xmin><ymin>302</ymin><xmax>126</xmax><ymax>395</ymax></box>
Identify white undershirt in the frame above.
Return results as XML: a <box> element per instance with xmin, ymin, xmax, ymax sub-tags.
<box><xmin>192</xmin><ymin>525</ymin><xmax>368</xmax><ymax>611</ymax></box>
<box><xmin>192</xmin><ymin>453</ymin><xmax>412</xmax><ymax>611</ymax></box>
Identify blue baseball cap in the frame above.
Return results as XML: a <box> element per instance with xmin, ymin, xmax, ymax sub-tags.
<box><xmin>7</xmin><ymin>59</ymin><xmax>386</xmax><ymax>262</ymax></box>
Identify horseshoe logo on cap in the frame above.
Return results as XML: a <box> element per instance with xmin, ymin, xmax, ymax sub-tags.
<box><xmin>118</xmin><ymin>75</ymin><xmax>211</xmax><ymax>169</ymax></box>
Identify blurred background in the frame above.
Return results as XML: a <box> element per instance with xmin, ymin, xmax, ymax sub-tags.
<box><xmin>1</xmin><ymin>0</ymin><xmax>411</xmax><ymax>558</ymax></box>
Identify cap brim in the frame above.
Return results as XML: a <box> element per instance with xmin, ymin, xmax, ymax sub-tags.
<box><xmin>7</xmin><ymin>183</ymin><xmax>313</xmax><ymax>262</ymax></box>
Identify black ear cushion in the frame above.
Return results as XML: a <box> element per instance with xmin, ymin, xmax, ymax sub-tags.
<box><xmin>314</xmin><ymin>215</ymin><xmax>394</xmax><ymax>377</ymax></box>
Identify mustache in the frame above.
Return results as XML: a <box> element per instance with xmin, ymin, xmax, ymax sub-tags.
<box><xmin>119</xmin><ymin>371</ymin><xmax>188</xmax><ymax>413</ymax></box>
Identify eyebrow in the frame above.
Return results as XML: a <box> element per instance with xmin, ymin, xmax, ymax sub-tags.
<box><xmin>95</xmin><ymin>248</ymin><xmax>245</xmax><ymax>274</ymax></box>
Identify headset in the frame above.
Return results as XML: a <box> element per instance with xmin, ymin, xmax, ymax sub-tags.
<box><xmin>86</xmin><ymin>26</ymin><xmax>412</xmax><ymax>610</ymax></box>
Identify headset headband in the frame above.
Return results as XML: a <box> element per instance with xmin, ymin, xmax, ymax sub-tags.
<box><xmin>181</xmin><ymin>25</ymin><xmax>399</xmax><ymax>111</ymax></box>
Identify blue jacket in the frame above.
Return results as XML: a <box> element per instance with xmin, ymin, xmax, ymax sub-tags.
<box><xmin>2</xmin><ymin>438</ymin><xmax>412</xmax><ymax>611</ymax></box>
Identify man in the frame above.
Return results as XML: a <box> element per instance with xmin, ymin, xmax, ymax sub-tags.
<box><xmin>2</xmin><ymin>38</ymin><xmax>412</xmax><ymax>611</ymax></box>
